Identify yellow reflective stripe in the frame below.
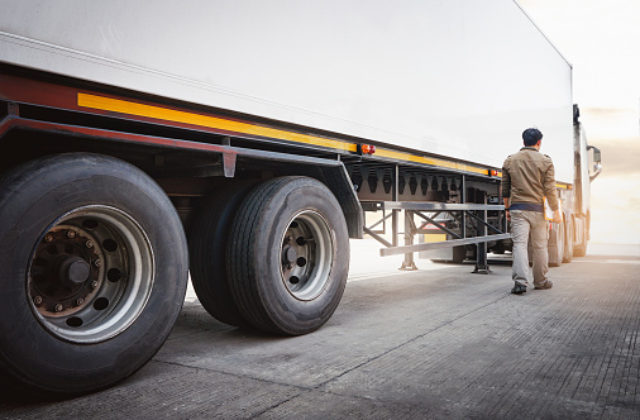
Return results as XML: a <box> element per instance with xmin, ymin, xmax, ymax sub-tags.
<box><xmin>78</xmin><ymin>93</ymin><xmax>358</xmax><ymax>152</ymax></box>
<box><xmin>78</xmin><ymin>93</ymin><xmax>495</xmax><ymax>175</ymax></box>
<box><xmin>375</xmin><ymin>147</ymin><xmax>489</xmax><ymax>175</ymax></box>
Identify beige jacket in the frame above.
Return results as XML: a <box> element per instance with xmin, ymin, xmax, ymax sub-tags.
<box><xmin>501</xmin><ymin>147</ymin><xmax>559</xmax><ymax>211</ymax></box>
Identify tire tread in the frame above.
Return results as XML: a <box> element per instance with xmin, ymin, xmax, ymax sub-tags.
<box><xmin>227</xmin><ymin>176</ymin><xmax>348</xmax><ymax>335</ymax></box>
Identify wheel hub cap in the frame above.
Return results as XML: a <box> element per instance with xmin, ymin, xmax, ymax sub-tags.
<box><xmin>27</xmin><ymin>206</ymin><xmax>154</xmax><ymax>343</ymax></box>
<box><xmin>280</xmin><ymin>210</ymin><xmax>334</xmax><ymax>301</ymax></box>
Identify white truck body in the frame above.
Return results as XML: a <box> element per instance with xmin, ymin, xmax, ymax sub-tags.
<box><xmin>0</xmin><ymin>0</ymin><xmax>602</xmax><ymax>394</ymax></box>
<box><xmin>0</xmin><ymin>0</ymin><xmax>574</xmax><ymax>181</ymax></box>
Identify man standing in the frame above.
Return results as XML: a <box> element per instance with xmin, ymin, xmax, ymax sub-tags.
<box><xmin>502</xmin><ymin>128</ymin><xmax>562</xmax><ymax>295</ymax></box>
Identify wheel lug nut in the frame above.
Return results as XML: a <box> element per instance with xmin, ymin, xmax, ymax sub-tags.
<box><xmin>33</xmin><ymin>296</ymin><xmax>43</xmax><ymax>306</ymax></box>
<box><xmin>44</xmin><ymin>234</ymin><xmax>54</xmax><ymax>243</ymax></box>
<box><xmin>66</xmin><ymin>230</ymin><xmax>76</xmax><ymax>239</ymax></box>
<box><xmin>94</xmin><ymin>259</ymin><xmax>102</xmax><ymax>268</ymax></box>
<box><xmin>90</xmin><ymin>280</ymin><xmax>99</xmax><ymax>289</ymax></box>
<box><xmin>75</xmin><ymin>297</ymin><xmax>84</xmax><ymax>306</ymax></box>
<box><xmin>85</xmin><ymin>240</ymin><xmax>94</xmax><ymax>249</ymax></box>
<box><xmin>54</xmin><ymin>303</ymin><xmax>64</xmax><ymax>312</ymax></box>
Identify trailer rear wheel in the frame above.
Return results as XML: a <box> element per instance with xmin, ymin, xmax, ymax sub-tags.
<box><xmin>0</xmin><ymin>153</ymin><xmax>188</xmax><ymax>393</ymax></box>
<box><xmin>227</xmin><ymin>176</ymin><xmax>349</xmax><ymax>335</ymax></box>
<box><xmin>549</xmin><ymin>222</ymin><xmax>564</xmax><ymax>267</ymax></box>
<box><xmin>573</xmin><ymin>226</ymin><xmax>587</xmax><ymax>257</ymax></box>
<box><xmin>562</xmin><ymin>218</ymin><xmax>573</xmax><ymax>263</ymax></box>
<box><xmin>188</xmin><ymin>183</ymin><xmax>256</xmax><ymax>327</ymax></box>
<box><xmin>452</xmin><ymin>246</ymin><xmax>467</xmax><ymax>263</ymax></box>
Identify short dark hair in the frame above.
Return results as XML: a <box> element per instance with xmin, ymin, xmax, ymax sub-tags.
<box><xmin>522</xmin><ymin>128</ymin><xmax>543</xmax><ymax>146</ymax></box>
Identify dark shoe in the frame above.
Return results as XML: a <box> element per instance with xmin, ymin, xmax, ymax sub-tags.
<box><xmin>534</xmin><ymin>280</ymin><xmax>553</xmax><ymax>290</ymax></box>
<box><xmin>511</xmin><ymin>283</ymin><xmax>527</xmax><ymax>295</ymax></box>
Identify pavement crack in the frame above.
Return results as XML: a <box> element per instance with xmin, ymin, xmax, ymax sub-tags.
<box><xmin>153</xmin><ymin>359</ymin><xmax>319</xmax><ymax>418</ymax></box>
<box><xmin>155</xmin><ymin>293</ymin><xmax>509</xmax><ymax>417</ymax></box>
<box><xmin>152</xmin><ymin>359</ymin><xmax>310</xmax><ymax>392</ymax></box>
<box><xmin>313</xmin><ymin>292</ymin><xmax>511</xmax><ymax>390</ymax></box>
<box><xmin>249</xmin><ymin>389</ymin><xmax>311</xmax><ymax>419</ymax></box>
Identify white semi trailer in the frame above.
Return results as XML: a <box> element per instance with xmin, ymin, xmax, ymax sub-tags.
<box><xmin>0</xmin><ymin>0</ymin><xmax>601</xmax><ymax>393</ymax></box>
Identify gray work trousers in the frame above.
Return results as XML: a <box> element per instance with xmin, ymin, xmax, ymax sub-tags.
<box><xmin>511</xmin><ymin>210</ymin><xmax>550</xmax><ymax>287</ymax></box>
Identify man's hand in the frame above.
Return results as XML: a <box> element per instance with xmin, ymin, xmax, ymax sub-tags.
<box><xmin>552</xmin><ymin>209</ymin><xmax>562</xmax><ymax>224</ymax></box>
<box><xmin>503</xmin><ymin>198</ymin><xmax>510</xmax><ymax>222</ymax></box>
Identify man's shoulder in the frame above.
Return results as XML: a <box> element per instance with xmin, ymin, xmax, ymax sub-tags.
<box><xmin>508</xmin><ymin>149</ymin><xmax>528</xmax><ymax>161</ymax></box>
<box><xmin>522</xmin><ymin>149</ymin><xmax>553</xmax><ymax>162</ymax></box>
<box><xmin>528</xmin><ymin>152</ymin><xmax>554</xmax><ymax>171</ymax></box>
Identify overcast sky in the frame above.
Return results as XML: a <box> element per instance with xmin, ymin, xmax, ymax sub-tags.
<box><xmin>517</xmin><ymin>0</ymin><xmax>640</xmax><ymax>244</ymax></box>
<box><xmin>518</xmin><ymin>0</ymin><xmax>640</xmax><ymax>112</ymax></box>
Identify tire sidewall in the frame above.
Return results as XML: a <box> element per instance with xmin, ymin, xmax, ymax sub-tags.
<box><xmin>563</xmin><ymin>218</ymin><xmax>573</xmax><ymax>262</ymax></box>
<box><xmin>0</xmin><ymin>154</ymin><xmax>187</xmax><ymax>393</ymax></box>
<box><xmin>188</xmin><ymin>181</ymin><xmax>257</xmax><ymax>327</ymax></box>
<box><xmin>251</xmin><ymin>178</ymin><xmax>349</xmax><ymax>334</ymax></box>
<box><xmin>549</xmin><ymin>222</ymin><xmax>563</xmax><ymax>266</ymax></box>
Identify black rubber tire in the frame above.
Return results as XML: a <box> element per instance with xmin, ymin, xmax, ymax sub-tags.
<box><xmin>573</xmin><ymin>233</ymin><xmax>587</xmax><ymax>257</ymax></box>
<box><xmin>549</xmin><ymin>222</ymin><xmax>564</xmax><ymax>267</ymax></box>
<box><xmin>562</xmin><ymin>217</ymin><xmax>573</xmax><ymax>263</ymax></box>
<box><xmin>573</xmin><ymin>216</ymin><xmax>588</xmax><ymax>257</ymax></box>
<box><xmin>227</xmin><ymin>176</ymin><xmax>349</xmax><ymax>335</ymax></box>
<box><xmin>451</xmin><ymin>246</ymin><xmax>467</xmax><ymax>263</ymax></box>
<box><xmin>188</xmin><ymin>182</ymin><xmax>257</xmax><ymax>327</ymax></box>
<box><xmin>0</xmin><ymin>153</ymin><xmax>188</xmax><ymax>394</ymax></box>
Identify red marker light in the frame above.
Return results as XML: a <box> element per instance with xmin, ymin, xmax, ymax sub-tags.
<box><xmin>361</xmin><ymin>144</ymin><xmax>376</xmax><ymax>155</ymax></box>
<box><xmin>490</xmin><ymin>170</ymin><xmax>498</xmax><ymax>177</ymax></box>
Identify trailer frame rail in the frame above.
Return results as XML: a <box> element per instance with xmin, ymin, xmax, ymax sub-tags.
<box><xmin>364</xmin><ymin>200</ymin><xmax>510</xmax><ymax>274</ymax></box>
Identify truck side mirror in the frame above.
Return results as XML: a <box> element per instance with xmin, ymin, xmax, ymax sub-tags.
<box><xmin>587</xmin><ymin>145</ymin><xmax>602</xmax><ymax>181</ymax></box>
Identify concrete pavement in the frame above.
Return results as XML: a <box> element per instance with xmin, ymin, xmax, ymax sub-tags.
<box><xmin>2</xmin><ymin>241</ymin><xmax>639</xmax><ymax>418</ymax></box>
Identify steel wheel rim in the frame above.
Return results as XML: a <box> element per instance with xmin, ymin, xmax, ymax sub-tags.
<box><xmin>280</xmin><ymin>210</ymin><xmax>334</xmax><ymax>301</ymax></box>
<box><xmin>27</xmin><ymin>205</ymin><xmax>154</xmax><ymax>343</ymax></box>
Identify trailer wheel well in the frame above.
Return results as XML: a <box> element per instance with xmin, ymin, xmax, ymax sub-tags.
<box><xmin>0</xmin><ymin>129</ymin><xmax>363</xmax><ymax>238</ymax></box>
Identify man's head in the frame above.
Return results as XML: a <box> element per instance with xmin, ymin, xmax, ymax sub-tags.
<box><xmin>522</xmin><ymin>128</ymin><xmax>543</xmax><ymax>147</ymax></box>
